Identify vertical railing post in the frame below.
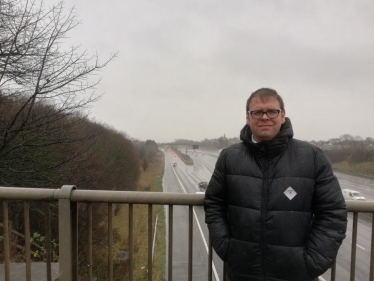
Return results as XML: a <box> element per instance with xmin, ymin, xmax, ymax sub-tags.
<box><xmin>148</xmin><ymin>204</ymin><xmax>153</xmax><ymax>281</ymax></box>
<box><xmin>45</xmin><ymin>202</ymin><xmax>52</xmax><ymax>281</ymax></box>
<box><xmin>208</xmin><ymin>236</ymin><xmax>212</xmax><ymax>281</ymax></box>
<box><xmin>370</xmin><ymin>213</ymin><xmax>374</xmax><ymax>281</ymax></box>
<box><xmin>129</xmin><ymin>204</ymin><xmax>134</xmax><ymax>281</ymax></box>
<box><xmin>87</xmin><ymin>203</ymin><xmax>93</xmax><ymax>281</ymax></box>
<box><xmin>168</xmin><ymin>205</ymin><xmax>173</xmax><ymax>281</ymax></box>
<box><xmin>24</xmin><ymin>201</ymin><xmax>31</xmax><ymax>281</ymax></box>
<box><xmin>108</xmin><ymin>203</ymin><xmax>113</xmax><ymax>281</ymax></box>
<box><xmin>58</xmin><ymin>185</ymin><xmax>78</xmax><ymax>281</ymax></box>
<box><xmin>3</xmin><ymin>200</ymin><xmax>10</xmax><ymax>281</ymax></box>
<box><xmin>350</xmin><ymin>212</ymin><xmax>358</xmax><ymax>281</ymax></box>
<box><xmin>188</xmin><ymin>206</ymin><xmax>193</xmax><ymax>281</ymax></box>
<box><xmin>330</xmin><ymin>260</ymin><xmax>336</xmax><ymax>281</ymax></box>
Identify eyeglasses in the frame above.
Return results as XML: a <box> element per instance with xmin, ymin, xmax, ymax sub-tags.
<box><xmin>247</xmin><ymin>109</ymin><xmax>282</xmax><ymax>120</ymax></box>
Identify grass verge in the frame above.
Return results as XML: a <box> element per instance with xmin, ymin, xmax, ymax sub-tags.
<box><xmin>332</xmin><ymin>161</ymin><xmax>374</xmax><ymax>178</ymax></box>
<box><xmin>90</xmin><ymin>152</ymin><xmax>166</xmax><ymax>281</ymax></box>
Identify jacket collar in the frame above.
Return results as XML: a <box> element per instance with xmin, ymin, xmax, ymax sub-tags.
<box><xmin>239</xmin><ymin>117</ymin><xmax>294</xmax><ymax>157</ymax></box>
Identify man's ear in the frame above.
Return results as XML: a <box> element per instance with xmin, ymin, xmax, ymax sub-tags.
<box><xmin>246</xmin><ymin>112</ymin><xmax>250</xmax><ymax>125</ymax></box>
<box><xmin>281</xmin><ymin>109</ymin><xmax>286</xmax><ymax>124</ymax></box>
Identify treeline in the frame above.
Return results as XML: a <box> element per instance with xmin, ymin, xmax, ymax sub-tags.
<box><xmin>315</xmin><ymin>134</ymin><xmax>374</xmax><ymax>164</ymax></box>
<box><xmin>1</xmin><ymin>94</ymin><xmax>141</xmax><ymax>190</ymax></box>
<box><xmin>173</xmin><ymin>133</ymin><xmax>374</xmax><ymax>165</ymax></box>
<box><xmin>325</xmin><ymin>149</ymin><xmax>374</xmax><ymax>164</ymax></box>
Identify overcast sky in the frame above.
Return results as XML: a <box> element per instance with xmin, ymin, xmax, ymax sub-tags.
<box><xmin>47</xmin><ymin>0</ymin><xmax>374</xmax><ymax>143</ymax></box>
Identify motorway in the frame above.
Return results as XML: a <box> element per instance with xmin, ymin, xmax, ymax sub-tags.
<box><xmin>162</xmin><ymin>148</ymin><xmax>374</xmax><ymax>281</ymax></box>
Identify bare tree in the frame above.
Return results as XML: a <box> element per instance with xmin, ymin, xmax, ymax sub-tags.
<box><xmin>0</xmin><ymin>0</ymin><xmax>116</xmax><ymax>186</ymax></box>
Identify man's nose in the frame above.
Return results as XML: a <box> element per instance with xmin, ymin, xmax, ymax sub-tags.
<box><xmin>260</xmin><ymin>112</ymin><xmax>270</xmax><ymax>120</ymax></box>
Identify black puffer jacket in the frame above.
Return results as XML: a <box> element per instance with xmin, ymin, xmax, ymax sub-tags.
<box><xmin>204</xmin><ymin>118</ymin><xmax>347</xmax><ymax>281</ymax></box>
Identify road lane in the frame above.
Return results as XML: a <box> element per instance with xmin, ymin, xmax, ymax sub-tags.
<box><xmin>163</xmin><ymin>150</ymin><xmax>223</xmax><ymax>280</ymax></box>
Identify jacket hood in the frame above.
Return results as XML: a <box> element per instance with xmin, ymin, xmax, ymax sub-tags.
<box><xmin>239</xmin><ymin>117</ymin><xmax>294</xmax><ymax>156</ymax></box>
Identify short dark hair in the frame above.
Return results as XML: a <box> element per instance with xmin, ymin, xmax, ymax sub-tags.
<box><xmin>246</xmin><ymin>88</ymin><xmax>285</xmax><ymax>112</ymax></box>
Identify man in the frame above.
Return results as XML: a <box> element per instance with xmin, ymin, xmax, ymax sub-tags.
<box><xmin>204</xmin><ymin>88</ymin><xmax>347</xmax><ymax>281</ymax></box>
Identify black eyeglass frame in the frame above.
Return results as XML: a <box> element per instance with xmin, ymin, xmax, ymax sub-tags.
<box><xmin>247</xmin><ymin>109</ymin><xmax>282</xmax><ymax>120</ymax></box>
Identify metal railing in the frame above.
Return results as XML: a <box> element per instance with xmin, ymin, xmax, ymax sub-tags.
<box><xmin>0</xmin><ymin>185</ymin><xmax>373</xmax><ymax>281</ymax></box>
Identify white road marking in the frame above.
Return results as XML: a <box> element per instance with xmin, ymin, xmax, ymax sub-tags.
<box><xmin>357</xmin><ymin>244</ymin><xmax>365</xmax><ymax>250</ymax></box>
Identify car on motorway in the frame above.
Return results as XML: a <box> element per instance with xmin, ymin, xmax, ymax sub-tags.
<box><xmin>198</xmin><ymin>181</ymin><xmax>208</xmax><ymax>192</ymax></box>
<box><xmin>173</xmin><ymin>163</ymin><xmax>177</xmax><ymax>167</ymax></box>
<box><xmin>342</xmin><ymin>188</ymin><xmax>366</xmax><ymax>201</ymax></box>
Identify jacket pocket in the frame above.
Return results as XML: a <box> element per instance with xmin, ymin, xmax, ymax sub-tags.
<box><xmin>213</xmin><ymin>236</ymin><xmax>231</xmax><ymax>261</ymax></box>
<box><xmin>275</xmin><ymin>247</ymin><xmax>313</xmax><ymax>281</ymax></box>
<box><xmin>226</xmin><ymin>240</ymin><xmax>262</xmax><ymax>277</ymax></box>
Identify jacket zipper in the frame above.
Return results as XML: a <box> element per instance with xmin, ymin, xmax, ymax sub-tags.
<box><xmin>260</xmin><ymin>145</ymin><xmax>268</xmax><ymax>281</ymax></box>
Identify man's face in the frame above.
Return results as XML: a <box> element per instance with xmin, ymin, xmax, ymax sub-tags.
<box><xmin>246</xmin><ymin>96</ymin><xmax>286</xmax><ymax>142</ymax></box>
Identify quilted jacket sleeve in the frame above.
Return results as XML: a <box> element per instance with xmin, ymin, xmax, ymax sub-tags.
<box><xmin>305</xmin><ymin>148</ymin><xmax>348</xmax><ymax>277</ymax></box>
<box><xmin>204</xmin><ymin>149</ymin><xmax>231</xmax><ymax>261</ymax></box>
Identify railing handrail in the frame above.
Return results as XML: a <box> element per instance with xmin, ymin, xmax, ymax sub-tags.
<box><xmin>0</xmin><ymin>187</ymin><xmax>204</xmax><ymax>205</ymax></box>
<box><xmin>345</xmin><ymin>200</ymin><xmax>374</xmax><ymax>212</ymax></box>
<box><xmin>1</xmin><ymin>186</ymin><xmax>373</xmax><ymax>210</ymax></box>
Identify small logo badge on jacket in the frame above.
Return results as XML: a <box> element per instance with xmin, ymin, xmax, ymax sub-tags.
<box><xmin>284</xmin><ymin>187</ymin><xmax>297</xmax><ymax>200</ymax></box>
